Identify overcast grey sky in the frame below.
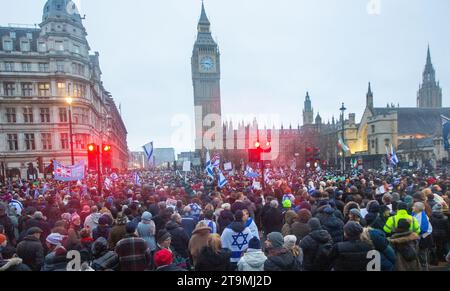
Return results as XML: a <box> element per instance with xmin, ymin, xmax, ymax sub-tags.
<box><xmin>1</xmin><ymin>0</ymin><xmax>449</xmax><ymax>153</ymax></box>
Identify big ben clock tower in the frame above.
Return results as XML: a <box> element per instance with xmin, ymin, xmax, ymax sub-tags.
<box><xmin>192</xmin><ymin>2</ymin><xmax>222</xmax><ymax>151</ymax></box>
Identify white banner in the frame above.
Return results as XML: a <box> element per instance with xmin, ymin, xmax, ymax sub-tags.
<box><xmin>224</xmin><ymin>162</ymin><xmax>233</xmax><ymax>171</ymax></box>
<box><xmin>182</xmin><ymin>161</ymin><xmax>191</xmax><ymax>172</ymax></box>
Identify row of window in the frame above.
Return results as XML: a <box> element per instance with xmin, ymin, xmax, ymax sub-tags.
<box><xmin>2</xmin><ymin>37</ymin><xmax>84</xmax><ymax>55</ymax></box>
<box><xmin>1</xmin><ymin>61</ymin><xmax>85</xmax><ymax>75</ymax></box>
<box><xmin>6</xmin><ymin>132</ymin><xmax>89</xmax><ymax>151</ymax></box>
<box><xmin>5</xmin><ymin>107</ymin><xmax>63</xmax><ymax>123</ymax></box>
<box><xmin>2</xmin><ymin>81</ymin><xmax>86</xmax><ymax>97</ymax></box>
<box><xmin>4</xmin><ymin>107</ymin><xmax>90</xmax><ymax>124</ymax></box>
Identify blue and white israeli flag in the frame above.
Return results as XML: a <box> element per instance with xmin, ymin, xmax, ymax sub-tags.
<box><xmin>205</xmin><ymin>151</ymin><xmax>215</xmax><ymax>178</ymax></box>
<box><xmin>245</xmin><ymin>165</ymin><xmax>259</xmax><ymax>179</ymax></box>
<box><xmin>133</xmin><ymin>172</ymin><xmax>141</xmax><ymax>186</ymax></box>
<box><xmin>142</xmin><ymin>141</ymin><xmax>154</xmax><ymax>164</ymax></box>
<box><xmin>218</xmin><ymin>170</ymin><xmax>228</xmax><ymax>188</ymax></box>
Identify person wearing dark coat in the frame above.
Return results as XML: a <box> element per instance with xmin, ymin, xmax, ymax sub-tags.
<box><xmin>166</xmin><ymin>214</ymin><xmax>190</xmax><ymax>259</ymax></box>
<box><xmin>320</xmin><ymin>207</ymin><xmax>344</xmax><ymax>244</ymax></box>
<box><xmin>263</xmin><ymin>232</ymin><xmax>301</xmax><ymax>271</ymax></box>
<box><xmin>16</xmin><ymin>227</ymin><xmax>44</xmax><ymax>271</ymax></box>
<box><xmin>329</xmin><ymin>222</ymin><xmax>373</xmax><ymax>271</ymax></box>
<box><xmin>217</xmin><ymin>206</ymin><xmax>234</xmax><ymax>234</ymax></box>
<box><xmin>195</xmin><ymin>234</ymin><xmax>233</xmax><ymax>271</ymax></box>
<box><xmin>261</xmin><ymin>201</ymin><xmax>283</xmax><ymax>237</ymax></box>
<box><xmin>92</xmin><ymin>216</ymin><xmax>111</xmax><ymax>241</ymax></box>
<box><xmin>181</xmin><ymin>206</ymin><xmax>198</xmax><ymax>238</ymax></box>
<box><xmin>91</xmin><ymin>237</ymin><xmax>119</xmax><ymax>271</ymax></box>
<box><xmin>23</xmin><ymin>212</ymin><xmax>51</xmax><ymax>247</ymax></box>
<box><xmin>430</xmin><ymin>204</ymin><xmax>450</xmax><ymax>261</ymax></box>
<box><xmin>0</xmin><ymin>204</ymin><xmax>15</xmax><ymax>244</ymax></box>
<box><xmin>300</xmin><ymin>218</ymin><xmax>333</xmax><ymax>271</ymax></box>
<box><xmin>291</xmin><ymin>209</ymin><xmax>312</xmax><ymax>242</ymax></box>
<box><xmin>42</xmin><ymin>233</ymin><xmax>69</xmax><ymax>271</ymax></box>
<box><xmin>361</xmin><ymin>227</ymin><xmax>396</xmax><ymax>271</ymax></box>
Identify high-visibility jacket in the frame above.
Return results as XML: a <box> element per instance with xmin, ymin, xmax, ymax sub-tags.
<box><xmin>383</xmin><ymin>210</ymin><xmax>420</xmax><ymax>235</ymax></box>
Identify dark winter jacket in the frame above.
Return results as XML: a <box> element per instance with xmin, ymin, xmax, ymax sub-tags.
<box><xmin>181</xmin><ymin>215</ymin><xmax>197</xmax><ymax>238</ymax></box>
<box><xmin>91</xmin><ymin>238</ymin><xmax>119</xmax><ymax>271</ymax></box>
<box><xmin>264</xmin><ymin>247</ymin><xmax>302</xmax><ymax>271</ymax></box>
<box><xmin>195</xmin><ymin>247</ymin><xmax>233</xmax><ymax>271</ymax></box>
<box><xmin>388</xmin><ymin>231</ymin><xmax>421</xmax><ymax>271</ymax></box>
<box><xmin>16</xmin><ymin>235</ymin><xmax>44</xmax><ymax>271</ymax></box>
<box><xmin>300</xmin><ymin>229</ymin><xmax>333</xmax><ymax>271</ymax></box>
<box><xmin>92</xmin><ymin>225</ymin><xmax>110</xmax><ymax>241</ymax></box>
<box><xmin>361</xmin><ymin>228</ymin><xmax>396</xmax><ymax>271</ymax></box>
<box><xmin>320</xmin><ymin>214</ymin><xmax>344</xmax><ymax>244</ymax></box>
<box><xmin>430</xmin><ymin>212</ymin><xmax>450</xmax><ymax>241</ymax></box>
<box><xmin>291</xmin><ymin>221</ymin><xmax>311</xmax><ymax>242</ymax></box>
<box><xmin>261</xmin><ymin>207</ymin><xmax>283</xmax><ymax>235</ymax></box>
<box><xmin>166</xmin><ymin>221</ymin><xmax>190</xmax><ymax>259</ymax></box>
<box><xmin>41</xmin><ymin>246</ymin><xmax>69</xmax><ymax>271</ymax></box>
<box><xmin>329</xmin><ymin>238</ymin><xmax>373</xmax><ymax>271</ymax></box>
<box><xmin>108</xmin><ymin>225</ymin><xmax>127</xmax><ymax>250</ymax></box>
<box><xmin>0</xmin><ymin>214</ymin><xmax>15</xmax><ymax>242</ymax></box>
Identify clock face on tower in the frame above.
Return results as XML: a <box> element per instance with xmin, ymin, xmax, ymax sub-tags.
<box><xmin>200</xmin><ymin>56</ymin><xmax>215</xmax><ymax>72</ymax></box>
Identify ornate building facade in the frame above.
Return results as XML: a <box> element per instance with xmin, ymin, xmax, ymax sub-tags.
<box><xmin>0</xmin><ymin>0</ymin><xmax>128</xmax><ymax>179</ymax></box>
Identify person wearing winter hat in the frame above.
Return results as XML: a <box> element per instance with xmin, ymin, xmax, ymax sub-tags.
<box><xmin>156</xmin><ymin>229</ymin><xmax>172</xmax><ymax>249</ymax></box>
<box><xmin>264</xmin><ymin>232</ymin><xmax>301</xmax><ymax>271</ymax></box>
<box><xmin>115</xmin><ymin>222</ymin><xmax>151</xmax><ymax>271</ymax></box>
<box><xmin>388</xmin><ymin>219</ymin><xmax>421</xmax><ymax>271</ymax></box>
<box><xmin>16</xmin><ymin>227</ymin><xmax>44</xmax><ymax>271</ymax></box>
<box><xmin>92</xmin><ymin>215</ymin><xmax>111</xmax><ymax>241</ymax></box>
<box><xmin>237</xmin><ymin>237</ymin><xmax>267</xmax><ymax>271</ymax></box>
<box><xmin>329</xmin><ymin>221</ymin><xmax>373</xmax><ymax>271</ymax></box>
<box><xmin>153</xmin><ymin>248</ymin><xmax>184</xmax><ymax>271</ymax></box>
<box><xmin>291</xmin><ymin>209</ymin><xmax>312</xmax><ymax>242</ymax></box>
<box><xmin>137</xmin><ymin>211</ymin><xmax>157</xmax><ymax>252</ymax></box>
<box><xmin>349</xmin><ymin>208</ymin><xmax>364</xmax><ymax>225</ymax></box>
<box><xmin>284</xmin><ymin>235</ymin><xmax>303</xmax><ymax>268</ymax></box>
<box><xmin>42</xmin><ymin>233</ymin><xmax>68</xmax><ymax>271</ymax></box>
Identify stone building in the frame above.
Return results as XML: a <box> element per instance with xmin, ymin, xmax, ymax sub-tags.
<box><xmin>0</xmin><ymin>0</ymin><xmax>128</xmax><ymax>179</ymax></box>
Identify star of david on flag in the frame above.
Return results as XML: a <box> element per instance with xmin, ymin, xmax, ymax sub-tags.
<box><xmin>231</xmin><ymin>232</ymin><xmax>249</xmax><ymax>250</ymax></box>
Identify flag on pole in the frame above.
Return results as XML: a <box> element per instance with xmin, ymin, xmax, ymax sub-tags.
<box><xmin>245</xmin><ymin>166</ymin><xmax>259</xmax><ymax>179</ymax></box>
<box><xmin>133</xmin><ymin>172</ymin><xmax>141</xmax><ymax>186</ymax></box>
<box><xmin>391</xmin><ymin>145</ymin><xmax>399</xmax><ymax>166</ymax></box>
<box><xmin>104</xmin><ymin>177</ymin><xmax>113</xmax><ymax>190</ymax></box>
<box><xmin>143</xmin><ymin>142</ymin><xmax>154</xmax><ymax>165</ymax></box>
<box><xmin>218</xmin><ymin>170</ymin><xmax>228</xmax><ymax>188</ymax></box>
<box><xmin>205</xmin><ymin>151</ymin><xmax>220</xmax><ymax>178</ymax></box>
<box><xmin>338</xmin><ymin>138</ymin><xmax>350</xmax><ymax>152</ymax></box>
<box><xmin>442</xmin><ymin>115</ymin><xmax>450</xmax><ymax>151</ymax></box>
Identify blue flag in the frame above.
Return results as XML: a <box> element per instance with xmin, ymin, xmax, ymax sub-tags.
<box><xmin>143</xmin><ymin>142</ymin><xmax>154</xmax><ymax>165</ymax></box>
<box><xmin>442</xmin><ymin>115</ymin><xmax>450</xmax><ymax>151</ymax></box>
<box><xmin>218</xmin><ymin>170</ymin><xmax>228</xmax><ymax>188</ymax></box>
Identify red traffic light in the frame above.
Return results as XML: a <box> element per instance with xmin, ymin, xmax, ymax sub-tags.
<box><xmin>103</xmin><ymin>145</ymin><xmax>111</xmax><ymax>152</ymax></box>
<box><xmin>88</xmin><ymin>144</ymin><xmax>95</xmax><ymax>152</ymax></box>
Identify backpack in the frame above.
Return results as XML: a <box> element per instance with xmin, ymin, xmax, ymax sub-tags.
<box><xmin>314</xmin><ymin>240</ymin><xmax>333</xmax><ymax>270</ymax></box>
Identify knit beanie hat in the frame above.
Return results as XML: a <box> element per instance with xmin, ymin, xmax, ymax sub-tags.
<box><xmin>248</xmin><ymin>237</ymin><xmax>261</xmax><ymax>250</ymax></box>
<box><xmin>267</xmin><ymin>232</ymin><xmax>284</xmax><ymax>248</ymax></box>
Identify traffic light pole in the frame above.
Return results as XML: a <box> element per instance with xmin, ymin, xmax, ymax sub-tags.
<box><xmin>97</xmin><ymin>145</ymin><xmax>102</xmax><ymax>197</ymax></box>
<box><xmin>261</xmin><ymin>160</ymin><xmax>265</xmax><ymax>191</ymax></box>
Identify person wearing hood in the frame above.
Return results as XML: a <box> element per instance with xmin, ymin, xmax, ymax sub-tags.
<box><xmin>91</xmin><ymin>237</ymin><xmax>119</xmax><ymax>271</ymax></box>
<box><xmin>281</xmin><ymin>210</ymin><xmax>297</xmax><ymax>237</ymax></box>
<box><xmin>264</xmin><ymin>232</ymin><xmax>301</xmax><ymax>271</ymax></box>
<box><xmin>195</xmin><ymin>234</ymin><xmax>233</xmax><ymax>271</ymax></box>
<box><xmin>300</xmin><ymin>218</ymin><xmax>333</xmax><ymax>271</ymax></box>
<box><xmin>237</xmin><ymin>237</ymin><xmax>267</xmax><ymax>271</ymax></box>
<box><xmin>284</xmin><ymin>235</ymin><xmax>303</xmax><ymax>269</ymax></box>
<box><xmin>108</xmin><ymin>212</ymin><xmax>128</xmax><ymax>250</ymax></box>
<box><xmin>329</xmin><ymin>221</ymin><xmax>374</xmax><ymax>271</ymax></box>
<box><xmin>320</xmin><ymin>207</ymin><xmax>344</xmax><ymax>244</ymax></box>
<box><xmin>388</xmin><ymin>219</ymin><xmax>421</xmax><ymax>271</ymax></box>
<box><xmin>430</xmin><ymin>203</ymin><xmax>450</xmax><ymax>262</ymax></box>
<box><xmin>221</xmin><ymin>210</ymin><xmax>253</xmax><ymax>266</ymax></box>
<box><xmin>83</xmin><ymin>206</ymin><xmax>101</xmax><ymax>235</ymax></box>
<box><xmin>291</xmin><ymin>209</ymin><xmax>312</xmax><ymax>242</ymax></box>
<box><xmin>364</xmin><ymin>201</ymin><xmax>385</xmax><ymax>231</ymax></box>
<box><xmin>360</xmin><ymin>226</ymin><xmax>396</xmax><ymax>271</ymax></box>
<box><xmin>137</xmin><ymin>211</ymin><xmax>157</xmax><ymax>252</ymax></box>
<box><xmin>188</xmin><ymin>221</ymin><xmax>211</xmax><ymax>267</ymax></box>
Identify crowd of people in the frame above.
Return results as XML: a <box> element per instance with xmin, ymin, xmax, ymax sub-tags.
<box><xmin>0</xmin><ymin>166</ymin><xmax>449</xmax><ymax>271</ymax></box>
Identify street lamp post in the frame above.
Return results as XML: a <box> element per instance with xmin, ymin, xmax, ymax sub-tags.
<box><xmin>66</xmin><ymin>97</ymin><xmax>75</xmax><ymax>165</ymax></box>
<box><xmin>340</xmin><ymin>102</ymin><xmax>347</xmax><ymax>173</ymax></box>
